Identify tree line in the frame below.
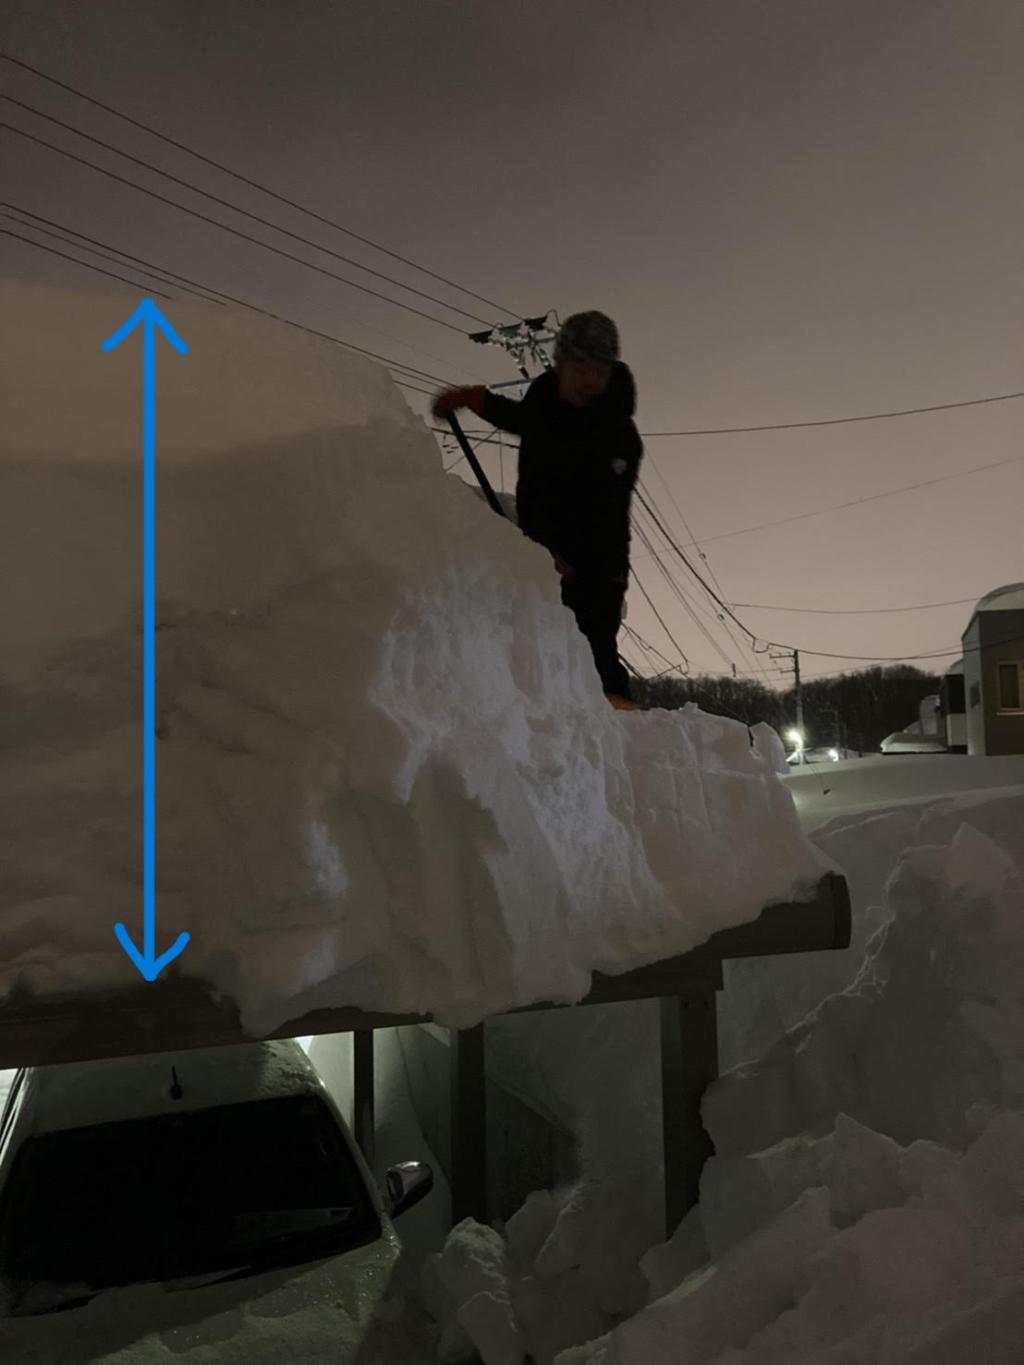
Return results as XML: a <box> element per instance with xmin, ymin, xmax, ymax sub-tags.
<box><xmin>634</xmin><ymin>664</ymin><xmax>943</xmax><ymax>754</ymax></box>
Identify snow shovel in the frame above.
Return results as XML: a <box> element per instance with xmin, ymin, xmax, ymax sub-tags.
<box><xmin>446</xmin><ymin>413</ymin><xmax>507</xmax><ymax>518</ymax></box>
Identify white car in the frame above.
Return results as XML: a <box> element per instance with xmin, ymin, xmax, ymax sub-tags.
<box><xmin>879</xmin><ymin>731</ymin><xmax>948</xmax><ymax>755</ymax></box>
<box><xmin>786</xmin><ymin>745</ymin><xmax>847</xmax><ymax>765</ymax></box>
<box><xmin>0</xmin><ymin>1039</ymin><xmax>433</xmax><ymax>1358</ymax></box>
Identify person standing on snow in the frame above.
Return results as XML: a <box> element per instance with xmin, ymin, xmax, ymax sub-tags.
<box><xmin>432</xmin><ymin>311</ymin><xmax>643</xmax><ymax>706</ymax></box>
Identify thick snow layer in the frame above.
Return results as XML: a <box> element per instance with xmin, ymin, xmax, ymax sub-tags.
<box><xmin>0</xmin><ymin>1236</ymin><xmax>440</xmax><ymax>1365</ymax></box>
<box><xmin>974</xmin><ymin>582</ymin><xmax>1024</xmax><ymax>614</ymax></box>
<box><xmin>425</xmin><ymin>758</ymin><xmax>1024</xmax><ymax>1364</ymax></box>
<box><xmin>0</xmin><ymin>279</ymin><xmax>822</xmax><ymax>1032</ymax></box>
<box><xmin>784</xmin><ymin>753</ymin><xmax>1024</xmax><ymax>831</ymax></box>
<box><xmin>721</xmin><ymin>753</ymin><xmax>1024</xmax><ymax>1069</ymax></box>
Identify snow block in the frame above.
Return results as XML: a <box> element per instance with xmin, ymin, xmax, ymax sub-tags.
<box><xmin>0</xmin><ymin>279</ymin><xmax>824</xmax><ymax>1034</ymax></box>
<box><xmin>599</xmin><ymin>1188</ymin><xmax>833</xmax><ymax>1363</ymax></box>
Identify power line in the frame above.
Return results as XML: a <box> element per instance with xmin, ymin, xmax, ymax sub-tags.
<box><xmin>2</xmin><ymin>234</ymin><xmax>1005</xmax><ymax>671</ymax></box>
<box><xmin>798</xmin><ymin>623</ymin><xmax>1024</xmax><ymax>666</ymax></box>
<box><xmin>3</xmin><ymin>225</ymin><xmax>996</xmax><ymax>669</ymax></box>
<box><xmin>443</xmin><ymin>427</ymin><xmax>502</xmax><ymax>473</ymax></box>
<box><xmin>629</xmin><ymin>561</ymin><xmax>692</xmax><ymax>668</ymax></box>
<box><xmin>442</xmin><ymin>427</ymin><xmax>515</xmax><ymax>471</ymax></box>
<box><xmin>631</xmin><ymin>508</ymin><xmax>737</xmax><ymax>672</ymax></box>
<box><xmin>661</xmin><ymin>452</ymin><xmax>1024</xmax><ymax>550</ymax></box>
<box><xmin>633</xmin><ymin>484</ymin><xmax>979</xmax><ymax>665</ymax></box>
<box><xmin>730</xmin><ymin>594</ymin><xmax>983</xmax><ymax>616</ymax></box>
<box><xmin>1</xmin><ymin>51</ymin><xmax>521</xmax><ymax>320</ymax></box>
<box><xmin>620</xmin><ymin>650</ymin><xmax>645</xmax><ymax>682</ymax></box>
<box><xmin>637</xmin><ymin>469</ymin><xmax>770</xmax><ymax>682</ymax></box>
<box><xmin>642</xmin><ymin>390</ymin><xmax>1024</xmax><ymax>437</ymax></box>
<box><xmin>2</xmin><ymin>122</ymin><xmax>472</xmax><ymax>336</ymax></box>
<box><xmin>5</xmin><ymin>96</ymin><xmax>498</xmax><ymax>329</ymax></box>
<box><xmin>3</xmin><ymin>196</ymin><xmax>485</xmax><ymax>385</ymax></box>
<box><xmin>687</xmin><ymin>632</ymin><xmax>1019</xmax><ymax>668</ymax></box>
<box><xmin>633</xmin><ymin>518</ymin><xmax>722</xmax><ymax>663</ymax></box>
<box><xmin>2</xmin><ymin>209</ymin><xmax>457</xmax><ymax>387</ymax></box>
<box><xmin>2</xmin><ymin>218</ymin><xmax>460</xmax><ymax>391</ymax></box>
<box><xmin>621</xmin><ymin>623</ymin><xmax>684</xmax><ymax>676</ymax></box>
<box><xmin>6</xmin><ymin>203</ymin><xmax>456</xmax><ymax>387</ymax></box>
<box><xmin>1</xmin><ymin>208</ymin><xmax>227</xmax><ymax>306</ymax></box>
<box><xmin>633</xmin><ymin>487</ymin><xmax>760</xmax><ymax>645</ymax></box>
<box><xmin>2</xmin><ymin>225</ymin><xmax>171</xmax><ymax>297</ymax></box>
<box><xmin>787</xmin><ymin>645</ymin><xmax>959</xmax><ymax>662</ymax></box>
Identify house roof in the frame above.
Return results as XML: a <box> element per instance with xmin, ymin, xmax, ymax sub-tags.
<box><xmin>975</xmin><ymin>583</ymin><xmax>1024</xmax><ymax>613</ymax></box>
<box><xmin>962</xmin><ymin>584</ymin><xmax>1024</xmax><ymax>640</ymax></box>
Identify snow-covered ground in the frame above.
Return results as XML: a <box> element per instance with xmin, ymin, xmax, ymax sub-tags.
<box><xmin>1</xmin><ymin>278</ymin><xmax>822</xmax><ymax>1036</ymax></box>
<box><xmin>422</xmin><ymin>753</ymin><xmax>1024</xmax><ymax>1364</ymax></box>
<box><xmin>785</xmin><ymin>753</ymin><xmax>1024</xmax><ymax>831</ymax></box>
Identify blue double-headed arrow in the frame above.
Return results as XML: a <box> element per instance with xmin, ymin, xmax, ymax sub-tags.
<box><xmin>102</xmin><ymin>300</ymin><xmax>191</xmax><ymax>981</ymax></box>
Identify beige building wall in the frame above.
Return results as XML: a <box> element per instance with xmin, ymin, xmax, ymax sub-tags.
<box><xmin>963</xmin><ymin>617</ymin><xmax>985</xmax><ymax>755</ymax></box>
<box><xmin>980</xmin><ymin>608</ymin><xmax>1024</xmax><ymax>756</ymax></box>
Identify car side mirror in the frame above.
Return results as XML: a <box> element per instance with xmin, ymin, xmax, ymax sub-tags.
<box><xmin>385</xmin><ymin>1160</ymin><xmax>434</xmax><ymax>1218</ymax></box>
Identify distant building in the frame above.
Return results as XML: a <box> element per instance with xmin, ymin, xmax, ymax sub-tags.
<box><xmin>940</xmin><ymin>658</ymin><xmax>967</xmax><ymax>753</ymax></box>
<box><xmin>960</xmin><ymin>584</ymin><xmax>1024</xmax><ymax>756</ymax></box>
<box><xmin>879</xmin><ymin>693</ymin><xmax>947</xmax><ymax>755</ymax></box>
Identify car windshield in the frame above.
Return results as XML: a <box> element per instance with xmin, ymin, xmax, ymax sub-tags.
<box><xmin>0</xmin><ymin>1093</ymin><xmax>381</xmax><ymax>1313</ymax></box>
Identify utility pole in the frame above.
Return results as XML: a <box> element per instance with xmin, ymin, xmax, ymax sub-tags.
<box><xmin>440</xmin><ymin>312</ymin><xmax>557</xmax><ymax>496</ymax></box>
<box><xmin>469</xmin><ymin>313</ymin><xmax>557</xmax><ymax>385</ymax></box>
<box><xmin>794</xmin><ymin>649</ymin><xmax>804</xmax><ymax>764</ymax></box>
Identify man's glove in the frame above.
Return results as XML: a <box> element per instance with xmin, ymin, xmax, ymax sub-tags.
<box><xmin>431</xmin><ymin>385</ymin><xmax>487</xmax><ymax>420</ymax></box>
<box><xmin>553</xmin><ymin>555</ymin><xmax>576</xmax><ymax>585</ymax></box>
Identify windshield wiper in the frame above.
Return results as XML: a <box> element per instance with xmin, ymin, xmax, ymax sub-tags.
<box><xmin>228</xmin><ymin>1206</ymin><xmax>354</xmax><ymax>1248</ymax></box>
<box><xmin>166</xmin><ymin>1262</ymin><xmax>261</xmax><ymax>1293</ymax></box>
<box><xmin>166</xmin><ymin>1211</ymin><xmax>357</xmax><ymax>1294</ymax></box>
<box><xmin>5</xmin><ymin>1281</ymin><xmax>99</xmax><ymax>1317</ymax></box>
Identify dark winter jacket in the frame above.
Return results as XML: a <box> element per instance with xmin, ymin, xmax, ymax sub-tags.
<box><xmin>479</xmin><ymin>363</ymin><xmax>644</xmax><ymax>578</ymax></box>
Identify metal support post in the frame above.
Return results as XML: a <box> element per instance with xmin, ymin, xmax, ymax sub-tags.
<box><xmin>352</xmin><ymin>1029</ymin><xmax>375</xmax><ymax>1168</ymax></box>
<box><xmin>660</xmin><ymin>971</ymin><xmax>720</xmax><ymax>1237</ymax></box>
<box><xmin>450</xmin><ymin>1023</ymin><xmax>487</xmax><ymax>1224</ymax></box>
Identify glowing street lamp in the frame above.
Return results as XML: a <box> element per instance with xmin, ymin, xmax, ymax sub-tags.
<box><xmin>786</xmin><ymin>727</ymin><xmax>805</xmax><ymax>766</ymax></box>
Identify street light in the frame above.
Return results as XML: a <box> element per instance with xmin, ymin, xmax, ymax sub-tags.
<box><xmin>786</xmin><ymin>727</ymin><xmax>805</xmax><ymax>766</ymax></box>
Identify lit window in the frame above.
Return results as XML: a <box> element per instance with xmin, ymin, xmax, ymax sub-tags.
<box><xmin>997</xmin><ymin>662</ymin><xmax>1024</xmax><ymax>713</ymax></box>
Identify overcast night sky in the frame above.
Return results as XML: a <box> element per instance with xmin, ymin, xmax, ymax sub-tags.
<box><xmin>4</xmin><ymin>0</ymin><xmax>1023</xmax><ymax>687</ymax></box>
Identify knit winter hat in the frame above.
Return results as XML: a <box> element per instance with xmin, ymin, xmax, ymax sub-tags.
<box><xmin>553</xmin><ymin>311</ymin><xmax>620</xmax><ymax>366</ymax></box>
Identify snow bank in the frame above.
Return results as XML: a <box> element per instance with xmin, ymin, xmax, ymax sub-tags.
<box><xmin>0</xmin><ymin>279</ymin><xmax>821</xmax><ymax>1032</ymax></box>
<box><xmin>424</xmin><ymin>768</ymin><xmax>1024</xmax><ymax>1363</ymax></box>
<box><xmin>784</xmin><ymin>753</ymin><xmax>1024</xmax><ymax>832</ymax></box>
<box><xmin>704</xmin><ymin>820</ymin><xmax>1024</xmax><ymax>1158</ymax></box>
<box><xmin>724</xmin><ymin>759</ymin><xmax>1024</xmax><ymax>1069</ymax></box>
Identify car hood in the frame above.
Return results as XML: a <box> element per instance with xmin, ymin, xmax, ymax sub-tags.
<box><xmin>0</xmin><ymin>1231</ymin><xmax>413</xmax><ymax>1363</ymax></box>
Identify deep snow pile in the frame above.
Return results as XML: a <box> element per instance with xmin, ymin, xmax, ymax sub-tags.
<box><xmin>423</xmin><ymin>764</ymin><xmax>1024</xmax><ymax>1364</ymax></box>
<box><xmin>0</xmin><ymin>279</ymin><xmax>821</xmax><ymax>1033</ymax></box>
<box><xmin>722</xmin><ymin>754</ymin><xmax>1024</xmax><ymax>1071</ymax></box>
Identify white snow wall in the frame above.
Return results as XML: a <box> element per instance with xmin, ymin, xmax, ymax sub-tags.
<box><xmin>0</xmin><ymin>280</ymin><xmax>823</xmax><ymax>1033</ymax></box>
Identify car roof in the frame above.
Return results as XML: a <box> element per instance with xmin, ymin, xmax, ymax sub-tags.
<box><xmin>15</xmin><ymin>1039</ymin><xmax>327</xmax><ymax>1135</ymax></box>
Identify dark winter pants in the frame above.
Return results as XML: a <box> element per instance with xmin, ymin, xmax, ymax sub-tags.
<box><xmin>561</xmin><ymin>573</ymin><xmax>631</xmax><ymax>699</ymax></box>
